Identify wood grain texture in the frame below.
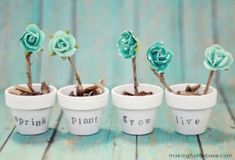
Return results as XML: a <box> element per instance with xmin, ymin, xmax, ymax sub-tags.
<box><xmin>74</xmin><ymin>0</ymin><xmax>136</xmax><ymax>88</ymax></box>
<box><xmin>0</xmin><ymin>0</ymin><xmax>41</xmax><ymax>89</ymax></box>
<box><xmin>219</xmin><ymin>86</ymin><xmax>235</xmax><ymax>123</ymax></box>
<box><xmin>137</xmin><ymin>105</ymin><xmax>202</xmax><ymax>160</ymax></box>
<box><xmin>0</xmin><ymin>0</ymin><xmax>65</xmax><ymax>159</ymax></box>
<box><xmin>138</xmin><ymin>0</ymin><xmax>183</xmax><ymax>85</ymax></box>
<box><xmin>183</xmin><ymin>1</ymin><xmax>235</xmax><ymax>159</ymax></box>
<box><xmin>0</xmin><ymin>92</ymin><xmax>14</xmax><ymax>150</ymax></box>
<box><xmin>198</xmin><ymin>91</ymin><xmax>235</xmax><ymax>159</ymax></box>
<box><xmin>137</xmin><ymin>1</ymin><xmax>202</xmax><ymax>160</ymax></box>
<box><xmin>40</xmin><ymin>0</ymin><xmax>73</xmax><ymax>88</ymax></box>
<box><xmin>214</xmin><ymin>0</ymin><xmax>235</xmax><ymax>87</ymax></box>
<box><xmin>0</xmin><ymin>0</ymin><xmax>234</xmax><ymax>159</ymax></box>
<box><xmin>43</xmin><ymin>0</ymin><xmax>136</xmax><ymax>159</ymax></box>
<box><xmin>183</xmin><ymin>0</ymin><xmax>213</xmax><ymax>84</ymax></box>
<box><xmin>43</xmin><ymin>104</ymin><xmax>136</xmax><ymax>160</ymax></box>
<box><xmin>0</xmin><ymin>106</ymin><xmax>61</xmax><ymax>160</ymax></box>
<box><xmin>0</xmin><ymin>0</ymin><xmax>42</xmax><ymax>154</ymax></box>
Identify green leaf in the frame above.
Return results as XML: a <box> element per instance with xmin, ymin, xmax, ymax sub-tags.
<box><xmin>61</xmin><ymin>57</ymin><xmax>67</xmax><ymax>60</ymax></box>
<box><xmin>65</xmin><ymin>30</ymin><xmax>70</xmax><ymax>34</ymax></box>
<box><xmin>48</xmin><ymin>52</ymin><xmax>56</xmax><ymax>56</ymax></box>
<box><xmin>24</xmin><ymin>52</ymin><xmax>30</xmax><ymax>56</ymax></box>
<box><xmin>75</xmin><ymin>44</ymin><xmax>79</xmax><ymax>49</ymax></box>
<box><xmin>49</xmin><ymin>34</ymin><xmax>54</xmax><ymax>39</ymax></box>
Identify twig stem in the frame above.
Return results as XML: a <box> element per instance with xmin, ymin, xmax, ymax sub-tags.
<box><xmin>25</xmin><ymin>53</ymin><xmax>35</xmax><ymax>92</ymax></box>
<box><xmin>151</xmin><ymin>68</ymin><xmax>173</xmax><ymax>92</ymax></box>
<box><xmin>68</xmin><ymin>57</ymin><xmax>82</xmax><ymax>89</ymax></box>
<box><xmin>132</xmin><ymin>57</ymin><xmax>138</xmax><ymax>95</ymax></box>
<box><xmin>203</xmin><ymin>70</ymin><xmax>215</xmax><ymax>94</ymax></box>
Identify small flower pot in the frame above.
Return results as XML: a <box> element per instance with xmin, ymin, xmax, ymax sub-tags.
<box><xmin>165</xmin><ymin>83</ymin><xmax>217</xmax><ymax>135</ymax></box>
<box><xmin>112</xmin><ymin>83</ymin><xmax>163</xmax><ymax>135</ymax></box>
<box><xmin>5</xmin><ymin>83</ymin><xmax>57</xmax><ymax>135</ymax></box>
<box><xmin>57</xmin><ymin>84</ymin><xmax>109</xmax><ymax>135</ymax></box>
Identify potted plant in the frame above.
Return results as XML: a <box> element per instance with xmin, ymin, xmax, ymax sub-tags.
<box><xmin>111</xmin><ymin>31</ymin><xmax>163</xmax><ymax>135</ymax></box>
<box><xmin>147</xmin><ymin>43</ymin><xmax>234</xmax><ymax>135</ymax></box>
<box><xmin>49</xmin><ymin>31</ymin><xmax>109</xmax><ymax>135</ymax></box>
<box><xmin>5</xmin><ymin>24</ymin><xmax>57</xmax><ymax>135</ymax></box>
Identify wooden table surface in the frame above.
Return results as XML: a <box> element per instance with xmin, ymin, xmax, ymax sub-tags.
<box><xmin>0</xmin><ymin>0</ymin><xmax>235</xmax><ymax>159</ymax></box>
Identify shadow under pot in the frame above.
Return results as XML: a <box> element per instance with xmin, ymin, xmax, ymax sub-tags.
<box><xmin>112</xmin><ymin>83</ymin><xmax>163</xmax><ymax>135</ymax></box>
<box><xmin>57</xmin><ymin>84</ymin><xmax>109</xmax><ymax>135</ymax></box>
<box><xmin>165</xmin><ymin>83</ymin><xmax>217</xmax><ymax>135</ymax></box>
<box><xmin>5</xmin><ymin>83</ymin><xmax>57</xmax><ymax>135</ymax></box>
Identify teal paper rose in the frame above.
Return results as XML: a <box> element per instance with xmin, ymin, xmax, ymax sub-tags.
<box><xmin>49</xmin><ymin>31</ymin><xmax>77</xmax><ymax>58</ymax></box>
<box><xmin>117</xmin><ymin>31</ymin><xmax>138</xmax><ymax>58</ymax></box>
<box><xmin>19</xmin><ymin>24</ymin><xmax>45</xmax><ymax>53</ymax></box>
<box><xmin>147</xmin><ymin>42</ymin><xmax>174</xmax><ymax>73</ymax></box>
<box><xmin>204</xmin><ymin>44</ymin><xmax>233</xmax><ymax>70</ymax></box>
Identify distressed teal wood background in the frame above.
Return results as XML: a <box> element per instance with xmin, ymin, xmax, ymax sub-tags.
<box><xmin>0</xmin><ymin>0</ymin><xmax>235</xmax><ymax>160</ymax></box>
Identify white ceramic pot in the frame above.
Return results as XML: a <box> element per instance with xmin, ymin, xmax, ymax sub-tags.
<box><xmin>165</xmin><ymin>83</ymin><xmax>217</xmax><ymax>135</ymax></box>
<box><xmin>57</xmin><ymin>84</ymin><xmax>109</xmax><ymax>135</ymax></box>
<box><xmin>112</xmin><ymin>83</ymin><xmax>163</xmax><ymax>135</ymax></box>
<box><xmin>5</xmin><ymin>83</ymin><xmax>57</xmax><ymax>135</ymax></box>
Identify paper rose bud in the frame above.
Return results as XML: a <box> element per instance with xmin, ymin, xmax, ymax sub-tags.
<box><xmin>19</xmin><ymin>24</ymin><xmax>45</xmax><ymax>53</ymax></box>
<box><xmin>204</xmin><ymin>44</ymin><xmax>233</xmax><ymax>71</ymax></box>
<box><xmin>49</xmin><ymin>31</ymin><xmax>77</xmax><ymax>58</ymax></box>
<box><xmin>147</xmin><ymin>42</ymin><xmax>174</xmax><ymax>73</ymax></box>
<box><xmin>117</xmin><ymin>30</ymin><xmax>138</xmax><ymax>58</ymax></box>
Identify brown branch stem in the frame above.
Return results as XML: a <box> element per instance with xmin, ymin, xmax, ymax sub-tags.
<box><xmin>203</xmin><ymin>70</ymin><xmax>215</xmax><ymax>94</ymax></box>
<box><xmin>25</xmin><ymin>53</ymin><xmax>35</xmax><ymax>92</ymax></box>
<box><xmin>132</xmin><ymin>57</ymin><xmax>138</xmax><ymax>95</ymax></box>
<box><xmin>68</xmin><ymin>57</ymin><xmax>83</xmax><ymax>89</ymax></box>
<box><xmin>151</xmin><ymin>68</ymin><xmax>173</xmax><ymax>92</ymax></box>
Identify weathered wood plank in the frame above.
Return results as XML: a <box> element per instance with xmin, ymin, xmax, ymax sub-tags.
<box><xmin>43</xmin><ymin>104</ymin><xmax>136</xmax><ymax>160</ymax></box>
<box><xmin>0</xmin><ymin>0</ymin><xmax>41</xmax><ymax>89</ymax></box>
<box><xmin>214</xmin><ymin>0</ymin><xmax>235</xmax><ymax>87</ymax></box>
<box><xmin>40</xmin><ymin>0</ymin><xmax>73</xmax><ymax>87</ymax></box>
<box><xmin>0</xmin><ymin>92</ymin><xmax>14</xmax><ymax>150</ymax></box>
<box><xmin>137</xmin><ymin>1</ymin><xmax>202</xmax><ymax>159</ymax></box>
<box><xmin>219</xmin><ymin>86</ymin><xmax>235</xmax><ymax>121</ymax></box>
<box><xmin>75</xmin><ymin>0</ymin><xmax>137</xmax><ymax>157</ymax></box>
<box><xmin>137</xmin><ymin>0</ymin><xmax>183</xmax><ymax>85</ymax></box>
<box><xmin>0</xmin><ymin>0</ymin><xmax>70</xmax><ymax>159</ymax></box>
<box><xmin>0</xmin><ymin>106</ymin><xmax>61</xmax><ymax>160</ymax></box>
<box><xmin>183</xmin><ymin>0</ymin><xmax>235</xmax><ymax>159</ymax></box>
<box><xmin>43</xmin><ymin>0</ymin><xmax>137</xmax><ymax>159</ymax></box>
<box><xmin>198</xmin><ymin>90</ymin><xmax>235</xmax><ymax>159</ymax></box>
<box><xmin>0</xmin><ymin>0</ymin><xmax>235</xmax><ymax>159</ymax></box>
<box><xmin>183</xmin><ymin>0</ymin><xmax>213</xmax><ymax>83</ymax></box>
<box><xmin>137</xmin><ymin>104</ymin><xmax>202</xmax><ymax>160</ymax></box>
<box><xmin>0</xmin><ymin>0</ymin><xmax>41</xmax><ymax>152</ymax></box>
<box><xmin>74</xmin><ymin>0</ymin><xmax>136</xmax><ymax>88</ymax></box>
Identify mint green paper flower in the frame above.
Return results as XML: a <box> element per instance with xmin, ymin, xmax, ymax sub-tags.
<box><xmin>204</xmin><ymin>44</ymin><xmax>233</xmax><ymax>71</ymax></box>
<box><xmin>147</xmin><ymin>42</ymin><xmax>174</xmax><ymax>73</ymax></box>
<box><xmin>117</xmin><ymin>31</ymin><xmax>138</xmax><ymax>58</ymax></box>
<box><xmin>19</xmin><ymin>24</ymin><xmax>45</xmax><ymax>53</ymax></box>
<box><xmin>49</xmin><ymin>31</ymin><xmax>77</xmax><ymax>58</ymax></box>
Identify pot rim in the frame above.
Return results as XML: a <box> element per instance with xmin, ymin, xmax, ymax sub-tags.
<box><xmin>5</xmin><ymin>83</ymin><xmax>57</xmax><ymax>110</ymax></box>
<box><xmin>57</xmin><ymin>84</ymin><xmax>109</xmax><ymax>111</ymax></box>
<box><xmin>165</xmin><ymin>83</ymin><xmax>217</xmax><ymax>110</ymax></box>
<box><xmin>165</xmin><ymin>83</ymin><xmax>217</xmax><ymax>98</ymax></box>
<box><xmin>57</xmin><ymin>84</ymin><xmax>109</xmax><ymax>99</ymax></box>
<box><xmin>111</xmin><ymin>83</ymin><xmax>163</xmax><ymax>110</ymax></box>
<box><xmin>112</xmin><ymin>83</ymin><xmax>163</xmax><ymax>98</ymax></box>
<box><xmin>5</xmin><ymin>83</ymin><xmax>57</xmax><ymax>98</ymax></box>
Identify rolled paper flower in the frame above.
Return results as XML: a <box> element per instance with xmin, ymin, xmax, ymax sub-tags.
<box><xmin>147</xmin><ymin>42</ymin><xmax>174</xmax><ymax>73</ymax></box>
<box><xmin>204</xmin><ymin>44</ymin><xmax>233</xmax><ymax>71</ymax></box>
<box><xmin>19</xmin><ymin>24</ymin><xmax>45</xmax><ymax>53</ymax></box>
<box><xmin>117</xmin><ymin>30</ymin><xmax>138</xmax><ymax>58</ymax></box>
<box><xmin>49</xmin><ymin>31</ymin><xmax>77</xmax><ymax>58</ymax></box>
